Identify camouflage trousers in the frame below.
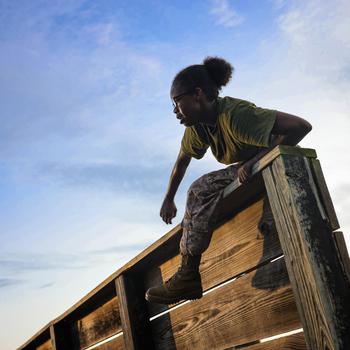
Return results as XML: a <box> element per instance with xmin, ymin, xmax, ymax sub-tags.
<box><xmin>180</xmin><ymin>164</ymin><xmax>239</xmax><ymax>256</ymax></box>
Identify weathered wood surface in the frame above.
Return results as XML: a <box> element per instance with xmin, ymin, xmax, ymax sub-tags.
<box><xmin>17</xmin><ymin>324</ymin><xmax>52</xmax><ymax>350</ymax></box>
<box><xmin>49</xmin><ymin>325</ymin><xmax>57</xmax><ymax>350</ymax></box>
<box><xmin>47</xmin><ymin>146</ymin><xmax>316</xmax><ymax>327</ymax></box>
<box><xmin>333</xmin><ymin>231</ymin><xmax>350</xmax><ymax>283</ymax></box>
<box><xmin>116</xmin><ymin>274</ymin><xmax>154</xmax><ymax>350</ymax></box>
<box><xmin>145</xmin><ymin>198</ymin><xmax>283</xmax><ymax>317</ymax></box>
<box><xmin>222</xmin><ymin>145</ymin><xmax>317</xmax><ymax>200</ymax></box>
<box><xmin>151</xmin><ymin>258</ymin><xmax>301</xmax><ymax>350</ymax></box>
<box><xmin>36</xmin><ymin>339</ymin><xmax>52</xmax><ymax>350</ymax></box>
<box><xmin>241</xmin><ymin>332</ymin><xmax>306</xmax><ymax>350</ymax></box>
<box><xmin>309</xmin><ymin>158</ymin><xmax>339</xmax><ymax>230</ymax></box>
<box><xmin>70</xmin><ymin>295</ymin><xmax>121</xmax><ymax>349</ymax></box>
<box><xmin>263</xmin><ymin>155</ymin><xmax>350</xmax><ymax>350</ymax></box>
<box><xmin>88</xmin><ymin>334</ymin><xmax>126</xmax><ymax>350</ymax></box>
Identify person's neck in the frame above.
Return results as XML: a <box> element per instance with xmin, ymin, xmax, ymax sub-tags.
<box><xmin>200</xmin><ymin>99</ymin><xmax>218</xmax><ymax>126</ymax></box>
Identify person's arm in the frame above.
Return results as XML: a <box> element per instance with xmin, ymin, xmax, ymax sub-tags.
<box><xmin>160</xmin><ymin>149</ymin><xmax>192</xmax><ymax>224</ymax></box>
<box><xmin>238</xmin><ymin>111</ymin><xmax>312</xmax><ymax>183</ymax></box>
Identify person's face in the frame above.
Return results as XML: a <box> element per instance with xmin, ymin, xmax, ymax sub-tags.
<box><xmin>170</xmin><ymin>84</ymin><xmax>202</xmax><ymax>127</ymax></box>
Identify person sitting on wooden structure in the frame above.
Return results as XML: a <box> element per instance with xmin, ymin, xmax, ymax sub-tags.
<box><xmin>145</xmin><ymin>56</ymin><xmax>312</xmax><ymax>305</ymax></box>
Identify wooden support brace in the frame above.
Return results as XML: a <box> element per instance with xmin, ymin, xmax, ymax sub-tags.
<box><xmin>262</xmin><ymin>154</ymin><xmax>350</xmax><ymax>350</ymax></box>
<box><xmin>115</xmin><ymin>273</ymin><xmax>154</xmax><ymax>350</ymax></box>
<box><xmin>333</xmin><ymin>231</ymin><xmax>350</xmax><ymax>284</ymax></box>
<box><xmin>49</xmin><ymin>325</ymin><xmax>57</xmax><ymax>350</ymax></box>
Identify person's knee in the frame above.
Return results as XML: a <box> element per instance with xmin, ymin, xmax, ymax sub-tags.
<box><xmin>188</xmin><ymin>174</ymin><xmax>210</xmax><ymax>195</ymax></box>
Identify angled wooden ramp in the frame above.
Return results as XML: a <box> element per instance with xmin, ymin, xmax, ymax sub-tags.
<box><xmin>18</xmin><ymin>146</ymin><xmax>350</xmax><ymax>350</ymax></box>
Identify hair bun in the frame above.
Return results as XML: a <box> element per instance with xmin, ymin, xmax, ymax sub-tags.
<box><xmin>203</xmin><ymin>56</ymin><xmax>234</xmax><ymax>88</ymax></box>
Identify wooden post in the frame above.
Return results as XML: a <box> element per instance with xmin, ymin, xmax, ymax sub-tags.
<box><xmin>115</xmin><ymin>272</ymin><xmax>155</xmax><ymax>350</ymax></box>
<box><xmin>49</xmin><ymin>325</ymin><xmax>57</xmax><ymax>350</ymax></box>
<box><xmin>263</xmin><ymin>153</ymin><xmax>350</xmax><ymax>350</ymax></box>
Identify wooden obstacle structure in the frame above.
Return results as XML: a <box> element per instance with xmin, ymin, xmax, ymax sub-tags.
<box><xmin>17</xmin><ymin>146</ymin><xmax>350</xmax><ymax>350</ymax></box>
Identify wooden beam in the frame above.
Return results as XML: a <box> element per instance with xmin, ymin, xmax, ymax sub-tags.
<box><xmin>115</xmin><ymin>273</ymin><xmax>154</xmax><ymax>350</ymax></box>
<box><xmin>263</xmin><ymin>154</ymin><xmax>350</xmax><ymax>350</ymax></box>
<box><xmin>333</xmin><ymin>231</ymin><xmax>350</xmax><ymax>283</ymax></box>
<box><xmin>309</xmin><ymin>158</ymin><xmax>340</xmax><ymax>230</ymax></box>
<box><xmin>49</xmin><ymin>325</ymin><xmax>57</xmax><ymax>350</ymax></box>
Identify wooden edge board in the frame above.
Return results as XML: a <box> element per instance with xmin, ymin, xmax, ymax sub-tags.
<box><xmin>309</xmin><ymin>158</ymin><xmax>340</xmax><ymax>230</ymax></box>
<box><xmin>16</xmin><ymin>321</ymin><xmax>52</xmax><ymax>350</ymax></box>
<box><xmin>223</xmin><ymin>146</ymin><xmax>316</xmax><ymax>198</ymax></box>
<box><xmin>51</xmin><ymin>225</ymin><xmax>181</xmax><ymax>324</ymax></box>
<box><xmin>38</xmin><ymin>146</ymin><xmax>317</xmax><ymax>332</ymax></box>
<box><xmin>333</xmin><ymin>231</ymin><xmax>350</xmax><ymax>283</ymax></box>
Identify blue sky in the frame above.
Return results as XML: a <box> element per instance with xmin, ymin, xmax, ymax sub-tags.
<box><xmin>1</xmin><ymin>0</ymin><xmax>349</xmax><ymax>348</ymax></box>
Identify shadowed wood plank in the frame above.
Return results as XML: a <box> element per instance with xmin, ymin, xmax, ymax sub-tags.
<box><xmin>115</xmin><ymin>273</ymin><xmax>154</xmax><ymax>350</ymax></box>
<box><xmin>145</xmin><ymin>198</ymin><xmax>283</xmax><ymax>317</ymax></box>
<box><xmin>333</xmin><ymin>231</ymin><xmax>350</xmax><ymax>284</ymax></box>
<box><xmin>49</xmin><ymin>147</ymin><xmax>315</xmax><ymax>327</ymax></box>
<box><xmin>37</xmin><ymin>339</ymin><xmax>52</xmax><ymax>350</ymax></box>
<box><xmin>242</xmin><ymin>332</ymin><xmax>306</xmax><ymax>350</ymax></box>
<box><xmin>17</xmin><ymin>324</ymin><xmax>52</xmax><ymax>350</ymax></box>
<box><xmin>49</xmin><ymin>325</ymin><xmax>56</xmax><ymax>350</ymax></box>
<box><xmin>86</xmin><ymin>334</ymin><xmax>126</xmax><ymax>350</ymax></box>
<box><xmin>263</xmin><ymin>155</ymin><xmax>350</xmax><ymax>350</ymax></box>
<box><xmin>309</xmin><ymin>158</ymin><xmax>339</xmax><ymax>230</ymax></box>
<box><xmin>151</xmin><ymin>258</ymin><xmax>301</xmax><ymax>350</ymax></box>
<box><xmin>71</xmin><ymin>296</ymin><xmax>122</xmax><ymax>349</ymax></box>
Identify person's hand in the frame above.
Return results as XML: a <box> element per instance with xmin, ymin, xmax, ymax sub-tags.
<box><xmin>238</xmin><ymin>161</ymin><xmax>254</xmax><ymax>184</ymax></box>
<box><xmin>160</xmin><ymin>197</ymin><xmax>177</xmax><ymax>224</ymax></box>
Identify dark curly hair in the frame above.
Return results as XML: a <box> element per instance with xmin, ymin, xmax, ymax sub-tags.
<box><xmin>172</xmin><ymin>56</ymin><xmax>234</xmax><ymax>101</ymax></box>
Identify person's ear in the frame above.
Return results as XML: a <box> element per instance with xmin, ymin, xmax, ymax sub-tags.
<box><xmin>194</xmin><ymin>87</ymin><xmax>204</xmax><ymax>101</ymax></box>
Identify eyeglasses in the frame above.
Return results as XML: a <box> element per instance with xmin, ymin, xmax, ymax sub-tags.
<box><xmin>172</xmin><ymin>90</ymin><xmax>195</xmax><ymax>111</ymax></box>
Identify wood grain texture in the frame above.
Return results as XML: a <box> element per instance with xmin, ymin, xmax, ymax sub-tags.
<box><xmin>151</xmin><ymin>258</ymin><xmax>301</xmax><ymax>350</ymax></box>
<box><xmin>71</xmin><ymin>296</ymin><xmax>122</xmax><ymax>349</ymax></box>
<box><xmin>49</xmin><ymin>325</ymin><xmax>56</xmax><ymax>350</ymax></box>
<box><xmin>50</xmin><ymin>147</ymin><xmax>315</xmax><ymax>328</ymax></box>
<box><xmin>36</xmin><ymin>339</ymin><xmax>52</xmax><ymax>350</ymax></box>
<box><xmin>333</xmin><ymin>231</ymin><xmax>350</xmax><ymax>283</ymax></box>
<box><xmin>145</xmin><ymin>198</ymin><xmax>283</xmax><ymax>317</ymax></box>
<box><xmin>87</xmin><ymin>334</ymin><xmax>126</xmax><ymax>350</ymax></box>
<box><xmin>17</xmin><ymin>324</ymin><xmax>52</xmax><ymax>350</ymax></box>
<box><xmin>263</xmin><ymin>155</ymin><xmax>350</xmax><ymax>350</ymax></box>
<box><xmin>241</xmin><ymin>332</ymin><xmax>306</xmax><ymax>350</ymax></box>
<box><xmin>309</xmin><ymin>158</ymin><xmax>339</xmax><ymax>230</ymax></box>
<box><xmin>116</xmin><ymin>273</ymin><xmax>154</xmax><ymax>350</ymax></box>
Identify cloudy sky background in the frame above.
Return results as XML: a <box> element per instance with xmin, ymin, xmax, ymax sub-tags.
<box><xmin>0</xmin><ymin>0</ymin><xmax>349</xmax><ymax>348</ymax></box>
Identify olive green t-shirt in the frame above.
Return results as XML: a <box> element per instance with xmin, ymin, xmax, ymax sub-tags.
<box><xmin>181</xmin><ymin>96</ymin><xmax>277</xmax><ymax>165</ymax></box>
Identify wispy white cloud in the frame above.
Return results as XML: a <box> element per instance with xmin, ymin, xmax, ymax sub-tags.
<box><xmin>210</xmin><ymin>0</ymin><xmax>244</xmax><ymax>28</ymax></box>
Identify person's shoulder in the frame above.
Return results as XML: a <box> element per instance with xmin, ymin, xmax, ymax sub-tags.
<box><xmin>218</xmin><ymin>96</ymin><xmax>255</xmax><ymax>115</ymax></box>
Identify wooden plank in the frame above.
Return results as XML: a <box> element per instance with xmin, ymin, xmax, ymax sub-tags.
<box><xmin>115</xmin><ymin>273</ymin><xmax>154</xmax><ymax>350</ymax></box>
<box><xmin>52</xmin><ymin>226</ymin><xmax>182</xmax><ymax>325</ymax></box>
<box><xmin>50</xmin><ymin>146</ymin><xmax>315</xmax><ymax>326</ymax></box>
<box><xmin>242</xmin><ymin>332</ymin><xmax>306</xmax><ymax>350</ymax></box>
<box><xmin>151</xmin><ymin>258</ymin><xmax>301</xmax><ymax>350</ymax></box>
<box><xmin>17</xmin><ymin>323</ymin><xmax>52</xmax><ymax>350</ymax></box>
<box><xmin>51</xmin><ymin>320</ymin><xmax>77</xmax><ymax>350</ymax></box>
<box><xmin>86</xmin><ymin>334</ymin><xmax>126</xmax><ymax>350</ymax></box>
<box><xmin>222</xmin><ymin>146</ymin><xmax>316</xmax><ymax>200</ymax></box>
<box><xmin>70</xmin><ymin>296</ymin><xmax>122</xmax><ymax>349</ymax></box>
<box><xmin>309</xmin><ymin>158</ymin><xmax>340</xmax><ymax>230</ymax></box>
<box><xmin>333</xmin><ymin>231</ymin><xmax>350</xmax><ymax>283</ymax></box>
<box><xmin>263</xmin><ymin>155</ymin><xmax>350</xmax><ymax>350</ymax></box>
<box><xmin>49</xmin><ymin>325</ymin><xmax>56</xmax><ymax>350</ymax></box>
<box><xmin>145</xmin><ymin>198</ymin><xmax>283</xmax><ymax>317</ymax></box>
<box><xmin>36</xmin><ymin>340</ymin><xmax>52</xmax><ymax>350</ymax></box>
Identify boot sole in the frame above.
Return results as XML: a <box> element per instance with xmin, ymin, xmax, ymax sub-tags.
<box><xmin>145</xmin><ymin>290</ymin><xmax>203</xmax><ymax>305</ymax></box>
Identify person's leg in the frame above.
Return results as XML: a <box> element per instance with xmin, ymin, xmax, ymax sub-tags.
<box><xmin>145</xmin><ymin>164</ymin><xmax>239</xmax><ymax>304</ymax></box>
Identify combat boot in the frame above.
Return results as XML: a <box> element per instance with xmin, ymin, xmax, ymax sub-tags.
<box><xmin>145</xmin><ymin>254</ymin><xmax>203</xmax><ymax>305</ymax></box>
